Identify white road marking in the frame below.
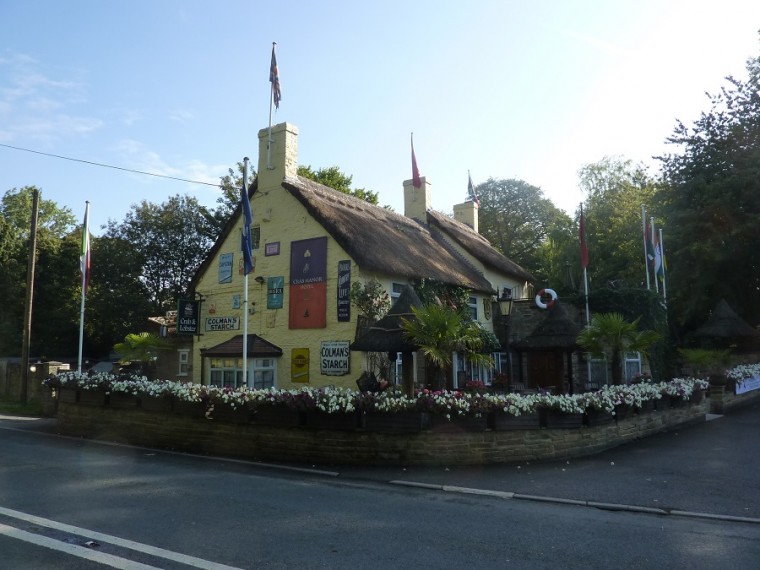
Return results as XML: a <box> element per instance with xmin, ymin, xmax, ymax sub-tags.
<box><xmin>0</xmin><ymin>506</ymin><xmax>244</xmax><ymax>570</ymax></box>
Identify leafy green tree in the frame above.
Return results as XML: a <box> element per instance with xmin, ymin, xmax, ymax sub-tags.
<box><xmin>298</xmin><ymin>165</ymin><xmax>379</xmax><ymax>205</ymax></box>
<box><xmin>578</xmin><ymin>157</ymin><xmax>658</xmax><ymax>290</ymax></box>
<box><xmin>401</xmin><ymin>304</ymin><xmax>492</xmax><ymax>390</ymax></box>
<box><xmin>475</xmin><ymin>178</ymin><xmax>571</xmax><ymax>284</ymax></box>
<box><xmin>104</xmin><ymin>194</ymin><xmax>216</xmax><ymax>312</ymax></box>
<box><xmin>211</xmin><ymin>161</ymin><xmax>257</xmax><ymax>235</ymax></box>
<box><xmin>113</xmin><ymin>332</ymin><xmax>170</xmax><ymax>377</ymax></box>
<box><xmin>656</xmin><ymin>45</ymin><xmax>760</xmax><ymax>332</ymax></box>
<box><xmin>577</xmin><ymin>313</ymin><xmax>660</xmax><ymax>385</ymax></box>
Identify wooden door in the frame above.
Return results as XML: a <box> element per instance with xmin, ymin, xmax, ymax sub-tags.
<box><xmin>527</xmin><ymin>351</ymin><xmax>565</xmax><ymax>394</ymax></box>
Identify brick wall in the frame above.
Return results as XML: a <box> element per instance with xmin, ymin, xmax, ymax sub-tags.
<box><xmin>55</xmin><ymin>396</ymin><xmax>709</xmax><ymax>467</ymax></box>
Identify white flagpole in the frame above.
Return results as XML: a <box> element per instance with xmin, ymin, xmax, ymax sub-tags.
<box><xmin>77</xmin><ymin>201</ymin><xmax>90</xmax><ymax>373</ymax></box>
<box><xmin>642</xmin><ymin>205</ymin><xmax>651</xmax><ymax>290</ymax></box>
<box><xmin>659</xmin><ymin>227</ymin><xmax>667</xmax><ymax>307</ymax></box>
<box><xmin>651</xmin><ymin>216</ymin><xmax>659</xmax><ymax>294</ymax></box>
<box><xmin>267</xmin><ymin>42</ymin><xmax>276</xmax><ymax>170</ymax></box>
<box><xmin>242</xmin><ymin>158</ymin><xmax>250</xmax><ymax>387</ymax></box>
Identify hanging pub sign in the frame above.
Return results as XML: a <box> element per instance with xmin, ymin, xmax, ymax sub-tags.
<box><xmin>177</xmin><ymin>299</ymin><xmax>200</xmax><ymax>335</ymax></box>
<box><xmin>337</xmin><ymin>260</ymin><xmax>351</xmax><ymax>322</ymax></box>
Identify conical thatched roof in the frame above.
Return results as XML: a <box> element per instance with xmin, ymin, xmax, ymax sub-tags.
<box><xmin>350</xmin><ymin>286</ymin><xmax>424</xmax><ymax>353</ymax></box>
<box><xmin>512</xmin><ymin>303</ymin><xmax>581</xmax><ymax>351</ymax></box>
<box><xmin>693</xmin><ymin>299</ymin><xmax>760</xmax><ymax>339</ymax></box>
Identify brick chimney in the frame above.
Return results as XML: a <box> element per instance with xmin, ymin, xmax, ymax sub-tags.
<box><xmin>403</xmin><ymin>176</ymin><xmax>432</xmax><ymax>222</ymax></box>
<box><xmin>453</xmin><ymin>200</ymin><xmax>479</xmax><ymax>233</ymax></box>
<box><xmin>257</xmin><ymin>122</ymin><xmax>298</xmax><ymax>189</ymax></box>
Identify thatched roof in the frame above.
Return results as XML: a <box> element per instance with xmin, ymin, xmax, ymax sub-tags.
<box><xmin>201</xmin><ymin>334</ymin><xmax>283</xmax><ymax>358</ymax></box>
<box><xmin>426</xmin><ymin>210</ymin><xmax>534</xmax><ymax>282</ymax></box>
<box><xmin>512</xmin><ymin>303</ymin><xmax>581</xmax><ymax>351</ymax></box>
<box><xmin>190</xmin><ymin>175</ymin><xmax>532</xmax><ymax>295</ymax></box>
<box><xmin>693</xmin><ymin>299</ymin><xmax>760</xmax><ymax>339</ymax></box>
<box><xmin>350</xmin><ymin>285</ymin><xmax>423</xmax><ymax>353</ymax></box>
<box><xmin>283</xmin><ymin>176</ymin><xmax>501</xmax><ymax>293</ymax></box>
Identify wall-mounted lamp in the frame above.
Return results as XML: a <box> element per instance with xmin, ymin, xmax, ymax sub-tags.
<box><xmin>254</xmin><ymin>276</ymin><xmax>266</xmax><ymax>284</ymax></box>
<box><xmin>497</xmin><ymin>287</ymin><xmax>514</xmax><ymax>316</ymax></box>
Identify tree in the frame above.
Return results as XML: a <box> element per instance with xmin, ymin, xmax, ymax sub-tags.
<box><xmin>401</xmin><ymin>304</ymin><xmax>492</xmax><ymax>390</ymax></box>
<box><xmin>578</xmin><ymin>157</ymin><xmax>658</xmax><ymax>290</ymax></box>
<box><xmin>298</xmin><ymin>165</ymin><xmax>379</xmax><ymax>205</ymax></box>
<box><xmin>656</xmin><ymin>43</ymin><xmax>760</xmax><ymax>332</ymax></box>
<box><xmin>577</xmin><ymin>313</ymin><xmax>660</xmax><ymax>385</ymax></box>
<box><xmin>475</xmin><ymin>178</ymin><xmax>571</xmax><ymax>284</ymax></box>
<box><xmin>113</xmin><ymin>332</ymin><xmax>170</xmax><ymax>377</ymax></box>
<box><xmin>104</xmin><ymin>195</ymin><xmax>216</xmax><ymax>312</ymax></box>
<box><xmin>210</xmin><ymin>161</ymin><xmax>257</xmax><ymax>235</ymax></box>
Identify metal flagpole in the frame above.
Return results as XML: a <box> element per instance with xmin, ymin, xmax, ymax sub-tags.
<box><xmin>659</xmin><ymin>227</ymin><xmax>667</xmax><ymax>307</ymax></box>
<box><xmin>267</xmin><ymin>42</ymin><xmax>277</xmax><ymax>170</ymax></box>
<box><xmin>77</xmin><ymin>201</ymin><xmax>90</xmax><ymax>373</ymax></box>
<box><xmin>651</xmin><ymin>217</ymin><xmax>659</xmax><ymax>294</ymax></box>
<box><xmin>242</xmin><ymin>158</ymin><xmax>250</xmax><ymax>387</ymax></box>
<box><xmin>642</xmin><ymin>205</ymin><xmax>651</xmax><ymax>290</ymax></box>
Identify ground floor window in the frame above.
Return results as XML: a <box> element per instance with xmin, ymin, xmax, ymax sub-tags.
<box><xmin>208</xmin><ymin>357</ymin><xmax>277</xmax><ymax>389</ymax></box>
<box><xmin>624</xmin><ymin>352</ymin><xmax>642</xmax><ymax>383</ymax></box>
<box><xmin>453</xmin><ymin>352</ymin><xmax>508</xmax><ymax>389</ymax></box>
<box><xmin>178</xmin><ymin>349</ymin><xmax>189</xmax><ymax>377</ymax></box>
<box><xmin>587</xmin><ymin>355</ymin><xmax>608</xmax><ymax>389</ymax></box>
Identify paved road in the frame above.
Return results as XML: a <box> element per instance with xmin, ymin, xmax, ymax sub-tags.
<box><xmin>2</xmin><ymin>401</ymin><xmax>760</xmax><ymax>522</ymax></box>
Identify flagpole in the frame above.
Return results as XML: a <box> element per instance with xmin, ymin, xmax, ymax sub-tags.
<box><xmin>651</xmin><ymin>217</ymin><xmax>659</xmax><ymax>294</ymax></box>
<box><xmin>642</xmin><ymin>205</ymin><xmax>651</xmax><ymax>290</ymax></box>
<box><xmin>77</xmin><ymin>201</ymin><xmax>90</xmax><ymax>374</ymax></box>
<box><xmin>242</xmin><ymin>158</ymin><xmax>250</xmax><ymax>387</ymax></box>
<box><xmin>659</xmin><ymin>227</ymin><xmax>667</xmax><ymax>307</ymax></box>
<box><xmin>267</xmin><ymin>42</ymin><xmax>277</xmax><ymax>170</ymax></box>
<box><xmin>579</xmin><ymin>204</ymin><xmax>590</xmax><ymax>326</ymax></box>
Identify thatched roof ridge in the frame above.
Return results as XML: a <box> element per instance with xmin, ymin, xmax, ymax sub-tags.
<box><xmin>283</xmin><ymin>176</ymin><xmax>498</xmax><ymax>293</ymax></box>
<box><xmin>693</xmin><ymin>299</ymin><xmax>760</xmax><ymax>339</ymax></box>
<box><xmin>350</xmin><ymin>285</ymin><xmax>424</xmax><ymax>352</ymax></box>
<box><xmin>427</xmin><ymin>210</ymin><xmax>534</xmax><ymax>282</ymax></box>
<box><xmin>512</xmin><ymin>303</ymin><xmax>580</xmax><ymax>351</ymax></box>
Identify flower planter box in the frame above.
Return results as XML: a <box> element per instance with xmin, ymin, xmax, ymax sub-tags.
<box><xmin>252</xmin><ymin>406</ymin><xmax>306</xmax><ymax>427</ymax></box>
<box><xmin>655</xmin><ymin>396</ymin><xmax>670</xmax><ymax>410</ymax></box>
<box><xmin>690</xmin><ymin>389</ymin><xmax>705</xmax><ymax>405</ymax></box>
<box><xmin>78</xmin><ymin>389</ymin><xmax>107</xmax><ymax>407</ymax></box>
<box><xmin>107</xmin><ymin>392</ymin><xmax>139</xmax><ymax>409</ymax></box>
<box><xmin>489</xmin><ymin>411</ymin><xmax>541</xmax><ymax>430</ymax></box>
<box><xmin>59</xmin><ymin>387</ymin><xmax>79</xmax><ymax>404</ymax></box>
<box><xmin>584</xmin><ymin>409</ymin><xmax>615</xmax><ymax>427</ymax></box>
<box><xmin>208</xmin><ymin>403</ymin><xmax>253</xmax><ymax>425</ymax></box>
<box><xmin>634</xmin><ymin>400</ymin><xmax>656</xmax><ymax>414</ymax></box>
<box><xmin>173</xmin><ymin>399</ymin><xmax>208</xmax><ymax>418</ymax></box>
<box><xmin>429</xmin><ymin>414</ymin><xmax>488</xmax><ymax>433</ymax></box>
<box><xmin>669</xmin><ymin>395</ymin><xmax>688</xmax><ymax>408</ymax></box>
<box><xmin>305</xmin><ymin>411</ymin><xmax>360</xmax><ymax>431</ymax></box>
<box><xmin>542</xmin><ymin>409</ymin><xmax>584</xmax><ymax>429</ymax></box>
<box><xmin>614</xmin><ymin>404</ymin><xmax>631</xmax><ymax>422</ymax></box>
<box><xmin>363</xmin><ymin>411</ymin><xmax>431</xmax><ymax>433</ymax></box>
<box><xmin>139</xmin><ymin>395</ymin><xmax>174</xmax><ymax>413</ymax></box>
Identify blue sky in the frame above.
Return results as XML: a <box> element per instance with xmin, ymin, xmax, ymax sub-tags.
<box><xmin>1</xmin><ymin>1</ymin><xmax>759</xmax><ymax>235</ymax></box>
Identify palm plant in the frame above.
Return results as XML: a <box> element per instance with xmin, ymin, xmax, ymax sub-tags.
<box><xmin>577</xmin><ymin>313</ymin><xmax>660</xmax><ymax>385</ymax></box>
<box><xmin>401</xmin><ymin>304</ymin><xmax>493</xmax><ymax>390</ymax></box>
<box><xmin>113</xmin><ymin>332</ymin><xmax>170</xmax><ymax>377</ymax></box>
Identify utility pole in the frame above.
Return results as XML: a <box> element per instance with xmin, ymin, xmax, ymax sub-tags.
<box><xmin>20</xmin><ymin>188</ymin><xmax>39</xmax><ymax>404</ymax></box>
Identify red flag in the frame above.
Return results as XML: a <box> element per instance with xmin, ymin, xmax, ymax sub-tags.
<box><xmin>579</xmin><ymin>205</ymin><xmax>589</xmax><ymax>269</ymax></box>
<box><xmin>411</xmin><ymin>133</ymin><xmax>421</xmax><ymax>189</ymax></box>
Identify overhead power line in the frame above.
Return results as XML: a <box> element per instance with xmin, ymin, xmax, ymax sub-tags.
<box><xmin>0</xmin><ymin>142</ymin><xmax>222</xmax><ymax>188</ymax></box>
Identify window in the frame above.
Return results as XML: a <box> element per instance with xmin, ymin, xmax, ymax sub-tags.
<box><xmin>208</xmin><ymin>357</ymin><xmax>276</xmax><ymax>389</ymax></box>
<box><xmin>178</xmin><ymin>349</ymin><xmax>189</xmax><ymax>376</ymax></box>
<box><xmin>390</xmin><ymin>282</ymin><xmax>406</xmax><ymax>300</ymax></box>
<box><xmin>588</xmin><ymin>355</ymin><xmax>608</xmax><ymax>389</ymax></box>
<box><xmin>467</xmin><ymin>296</ymin><xmax>478</xmax><ymax>320</ymax></box>
<box><xmin>209</xmin><ymin>357</ymin><xmax>244</xmax><ymax>388</ymax></box>
<box><xmin>252</xmin><ymin>226</ymin><xmax>261</xmax><ymax>250</ymax></box>
<box><xmin>624</xmin><ymin>352</ymin><xmax>642</xmax><ymax>383</ymax></box>
<box><xmin>252</xmin><ymin>358</ymin><xmax>276</xmax><ymax>389</ymax></box>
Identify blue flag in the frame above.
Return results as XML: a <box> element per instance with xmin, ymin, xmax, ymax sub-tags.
<box><xmin>241</xmin><ymin>181</ymin><xmax>254</xmax><ymax>275</ymax></box>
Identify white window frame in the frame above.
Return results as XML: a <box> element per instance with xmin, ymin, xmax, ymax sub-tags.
<box><xmin>588</xmin><ymin>354</ymin><xmax>608</xmax><ymax>389</ymax></box>
<box><xmin>624</xmin><ymin>351</ymin><xmax>642</xmax><ymax>383</ymax></box>
<box><xmin>467</xmin><ymin>296</ymin><xmax>478</xmax><ymax>321</ymax></box>
<box><xmin>177</xmin><ymin>349</ymin><xmax>190</xmax><ymax>377</ymax></box>
<box><xmin>251</xmin><ymin>358</ymin><xmax>277</xmax><ymax>389</ymax></box>
<box><xmin>208</xmin><ymin>356</ymin><xmax>277</xmax><ymax>389</ymax></box>
<box><xmin>390</xmin><ymin>282</ymin><xmax>406</xmax><ymax>301</ymax></box>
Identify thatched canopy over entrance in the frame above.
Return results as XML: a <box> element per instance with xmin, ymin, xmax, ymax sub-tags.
<box><xmin>512</xmin><ymin>303</ymin><xmax>580</xmax><ymax>352</ymax></box>
<box><xmin>350</xmin><ymin>285</ymin><xmax>424</xmax><ymax>353</ymax></box>
<box><xmin>692</xmin><ymin>299</ymin><xmax>760</xmax><ymax>350</ymax></box>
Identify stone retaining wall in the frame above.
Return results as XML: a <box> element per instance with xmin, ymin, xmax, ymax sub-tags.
<box><xmin>709</xmin><ymin>384</ymin><xmax>760</xmax><ymax>414</ymax></box>
<box><xmin>55</xmin><ymin>396</ymin><xmax>709</xmax><ymax>466</ymax></box>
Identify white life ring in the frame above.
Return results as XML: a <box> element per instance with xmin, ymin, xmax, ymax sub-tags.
<box><xmin>535</xmin><ymin>288</ymin><xmax>558</xmax><ymax>309</ymax></box>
